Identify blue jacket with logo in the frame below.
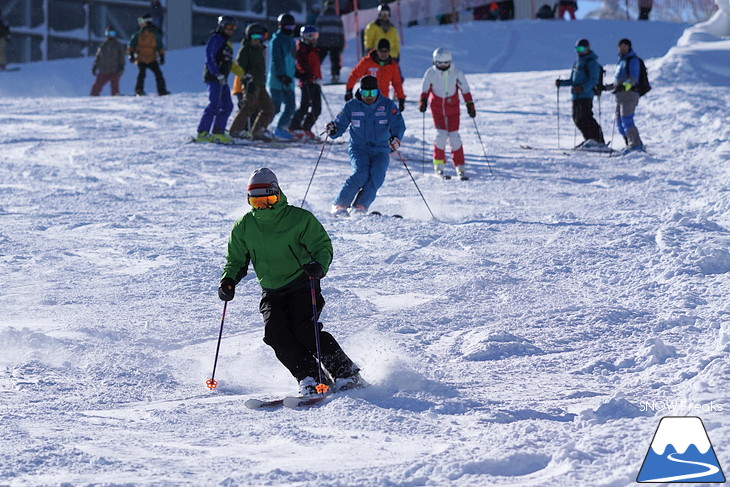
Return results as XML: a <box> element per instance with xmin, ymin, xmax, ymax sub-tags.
<box><xmin>330</xmin><ymin>94</ymin><xmax>406</xmax><ymax>151</ymax></box>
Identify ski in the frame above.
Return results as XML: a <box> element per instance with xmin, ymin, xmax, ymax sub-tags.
<box><xmin>520</xmin><ymin>144</ymin><xmax>614</xmax><ymax>155</ymax></box>
<box><xmin>283</xmin><ymin>395</ymin><xmax>330</xmax><ymax>408</ymax></box>
<box><xmin>244</xmin><ymin>398</ymin><xmax>286</xmax><ymax>409</ymax></box>
<box><xmin>369</xmin><ymin>211</ymin><xmax>403</xmax><ymax>219</ymax></box>
<box><xmin>186</xmin><ymin>136</ymin><xmax>287</xmax><ymax>149</ymax></box>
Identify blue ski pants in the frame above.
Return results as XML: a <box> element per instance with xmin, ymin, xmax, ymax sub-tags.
<box><xmin>333</xmin><ymin>145</ymin><xmax>390</xmax><ymax>210</ymax></box>
<box><xmin>270</xmin><ymin>88</ymin><xmax>296</xmax><ymax>130</ymax></box>
<box><xmin>197</xmin><ymin>82</ymin><xmax>233</xmax><ymax>134</ymax></box>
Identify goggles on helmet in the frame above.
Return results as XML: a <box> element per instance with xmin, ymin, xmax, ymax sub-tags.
<box><xmin>575</xmin><ymin>45</ymin><xmax>587</xmax><ymax>54</ymax></box>
<box><xmin>249</xmin><ymin>33</ymin><xmax>264</xmax><ymax>40</ymax></box>
<box><xmin>248</xmin><ymin>194</ymin><xmax>279</xmax><ymax>209</ymax></box>
<box><xmin>361</xmin><ymin>88</ymin><xmax>379</xmax><ymax>98</ymax></box>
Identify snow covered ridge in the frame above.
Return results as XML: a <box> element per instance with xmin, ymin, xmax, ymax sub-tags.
<box><xmin>1</xmin><ymin>19</ymin><xmax>729</xmax><ymax>487</ymax></box>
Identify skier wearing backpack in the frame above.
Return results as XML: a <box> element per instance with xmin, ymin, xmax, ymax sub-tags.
<box><xmin>601</xmin><ymin>38</ymin><xmax>646</xmax><ymax>154</ymax></box>
<box><xmin>419</xmin><ymin>47</ymin><xmax>476</xmax><ymax>180</ymax></box>
<box><xmin>218</xmin><ymin>167</ymin><xmax>364</xmax><ymax>397</ymax></box>
<box><xmin>555</xmin><ymin>39</ymin><xmax>607</xmax><ymax>151</ymax></box>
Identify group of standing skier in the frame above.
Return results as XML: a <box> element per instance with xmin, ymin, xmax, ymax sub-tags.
<box><xmin>556</xmin><ymin>37</ymin><xmax>647</xmax><ymax>155</ymax></box>
<box><xmin>90</xmin><ymin>14</ymin><xmax>169</xmax><ymax>97</ymax></box>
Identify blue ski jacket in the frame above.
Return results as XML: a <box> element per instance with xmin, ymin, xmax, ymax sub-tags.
<box><xmin>614</xmin><ymin>49</ymin><xmax>641</xmax><ymax>87</ymax></box>
<box><xmin>267</xmin><ymin>30</ymin><xmax>296</xmax><ymax>92</ymax></box>
<box><xmin>558</xmin><ymin>51</ymin><xmax>601</xmax><ymax>100</ymax></box>
<box><xmin>330</xmin><ymin>94</ymin><xmax>406</xmax><ymax>150</ymax></box>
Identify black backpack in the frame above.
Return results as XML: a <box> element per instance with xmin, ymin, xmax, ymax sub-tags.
<box><xmin>636</xmin><ymin>57</ymin><xmax>651</xmax><ymax>96</ymax></box>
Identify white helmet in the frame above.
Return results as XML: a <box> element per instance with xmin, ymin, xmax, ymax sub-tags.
<box><xmin>433</xmin><ymin>47</ymin><xmax>452</xmax><ymax>66</ymax></box>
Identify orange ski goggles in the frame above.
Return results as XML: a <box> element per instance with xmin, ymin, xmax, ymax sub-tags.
<box><xmin>248</xmin><ymin>194</ymin><xmax>279</xmax><ymax>209</ymax></box>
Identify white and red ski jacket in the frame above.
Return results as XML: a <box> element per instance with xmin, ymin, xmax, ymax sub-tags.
<box><xmin>420</xmin><ymin>64</ymin><xmax>473</xmax><ymax>119</ymax></box>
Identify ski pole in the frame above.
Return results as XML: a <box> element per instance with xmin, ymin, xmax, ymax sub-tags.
<box><xmin>300</xmin><ymin>133</ymin><xmax>329</xmax><ymax>207</ymax></box>
<box><xmin>610</xmin><ymin>102</ymin><xmax>618</xmax><ymax>155</ymax></box>
<box><xmin>395</xmin><ymin>150</ymin><xmax>437</xmax><ymax>220</ymax></box>
<box><xmin>422</xmin><ymin>111</ymin><xmax>426</xmax><ymax>174</ymax></box>
<box><xmin>309</xmin><ymin>277</ymin><xmax>329</xmax><ymax>395</ymax></box>
<box><xmin>556</xmin><ymin>82</ymin><xmax>561</xmax><ymax>149</ymax></box>
<box><xmin>206</xmin><ymin>301</ymin><xmax>228</xmax><ymax>389</ymax></box>
<box><xmin>321</xmin><ymin>88</ymin><xmax>335</xmax><ymax>121</ymax></box>
<box><xmin>471</xmin><ymin>117</ymin><xmax>494</xmax><ymax>177</ymax></box>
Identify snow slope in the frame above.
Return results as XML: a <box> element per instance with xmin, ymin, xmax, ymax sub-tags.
<box><xmin>1</xmin><ymin>19</ymin><xmax>729</xmax><ymax>487</ymax></box>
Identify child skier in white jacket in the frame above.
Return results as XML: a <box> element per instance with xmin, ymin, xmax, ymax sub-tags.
<box><xmin>419</xmin><ymin>47</ymin><xmax>476</xmax><ymax>180</ymax></box>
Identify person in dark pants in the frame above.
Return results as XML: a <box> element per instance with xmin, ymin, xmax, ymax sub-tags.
<box><xmin>127</xmin><ymin>14</ymin><xmax>169</xmax><ymax>96</ymax></box>
<box><xmin>555</xmin><ymin>38</ymin><xmax>606</xmax><ymax>150</ymax></box>
<box><xmin>289</xmin><ymin>25</ymin><xmax>323</xmax><ymax>141</ymax></box>
<box><xmin>218</xmin><ymin>168</ymin><xmax>364</xmax><ymax>396</ymax></box>
<box><xmin>315</xmin><ymin>0</ymin><xmax>345</xmax><ymax>84</ymax></box>
<box><xmin>638</xmin><ymin>0</ymin><xmax>653</xmax><ymax>20</ymax></box>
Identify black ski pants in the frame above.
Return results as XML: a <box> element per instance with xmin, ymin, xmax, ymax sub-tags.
<box><xmin>260</xmin><ymin>280</ymin><xmax>358</xmax><ymax>382</ymax></box>
<box><xmin>135</xmin><ymin>61</ymin><xmax>168</xmax><ymax>95</ymax></box>
<box><xmin>289</xmin><ymin>83</ymin><xmax>322</xmax><ymax>133</ymax></box>
<box><xmin>318</xmin><ymin>46</ymin><xmax>342</xmax><ymax>77</ymax></box>
<box><xmin>572</xmin><ymin>98</ymin><xmax>604</xmax><ymax>144</ymax></box>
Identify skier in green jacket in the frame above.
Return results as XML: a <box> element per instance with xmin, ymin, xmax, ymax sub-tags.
<box><xmin>218</xmin><ymin>168</ymin><xmax>364</xmax><ymax>396</ymax></box>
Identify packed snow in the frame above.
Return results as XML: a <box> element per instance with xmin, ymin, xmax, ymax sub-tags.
<box><xmin>1</xmin><ymin>17</ymin><xmax>729</xmax><ymax>487</ymax></box>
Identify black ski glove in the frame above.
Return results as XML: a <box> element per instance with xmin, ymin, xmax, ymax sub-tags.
<box><xmin>277</xmin><ymin>74</ymin><xmax>292</xmax><ymax>85</ymax></box>
<box><xmin>398</xmin><ymin>98</ymin><xmax>406</xmax><ymax>112</ymax></box>
<box><xmin>92</xmin><ymin>67</ymin><xmax>98</xmax><ymax>76</ymax></box>
<box><xmin>128</xmin><ymin>54</ymin><xmax>136</xmax><ymax>63</ymax></box>
<box><xmin>303</xmin><ymin>261</ymin><xmax>324</xmax><ymax>279</ymax></box>
<box><xmin>218</xmin><ymin>278</ymin><xmax>236</xmax><ymax>301</ymax></box>
<box><xmin>344</xmin><ymin>90</ymin><xmax>353</xmax><ymax>102</ymax></box>
<box><xmin>466</xmin><ymin>101</ymin><xmax>476</xmax><ymax>118</ymax></box>
<box><xmin>159</xmin><ymin>54</ymin><xmax>165</xmax><ymax>65</ymax></box>
<box><xmin>418</xmin><ymin>97</ymin><xmax>427</xmax><ymax>112</ymax></box>
<box><xmin>326</xmin><ymin>122</ymin><xmax>337</xmax><ymax>137</ymax></box>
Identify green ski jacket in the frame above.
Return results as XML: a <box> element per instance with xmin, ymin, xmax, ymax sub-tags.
<box><xmin>221</xmin><ymin>192</ymin><xmax>333</xmax><ymax>291</ymax></box>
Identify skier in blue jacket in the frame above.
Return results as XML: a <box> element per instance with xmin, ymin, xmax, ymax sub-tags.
<box><xmin>555</xmin><ymin>39</ymin><xmax>606</xmax><ymax>150</ymax></box>
<box><xmin>326</xmin><ymin>75</ymin><xmax>406</xmax><ymax>216</ymax></box>
<box><xmin>267</xmin><ymin>13</ymin><xmax>298</xmax><ymax>141</ymax></box>
<box><xmin>195</xmin><ymin>16</ymin><xmax>243</xmax><ymax>144</ymax></box>
<box><xmin>602</xmin><ymin>38</ymin><xmax>645</xmax><ymax>153</ymax></box>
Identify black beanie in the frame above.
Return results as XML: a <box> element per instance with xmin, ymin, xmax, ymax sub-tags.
<box><xmin>576</xmin><ymin>38</ymin><xmax>590</xmax><ymax>48</ymax></box>
<box><xmin>618</xmin><ymin>38</ymin><xmax>632</xmax><ymax>48</ymax></box>
<box><xmin>360</xmin><ymin>75</ymin><xmax>378</xmax><ymax>91</ymax></box>
<box><xmin>377</xmin><ymin>38</ymin><xmax>390</xmax><ymax>51</ymax></box>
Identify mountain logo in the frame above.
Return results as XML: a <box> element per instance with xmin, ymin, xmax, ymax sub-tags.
<box><xmin>637</xmin><ymin>416</ymin><xmax>726</xmax><ymax>483</ymax></box>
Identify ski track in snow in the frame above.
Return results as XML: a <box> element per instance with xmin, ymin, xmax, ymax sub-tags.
<box><xmin>1</xmin><ymin>20</ymin><xmax>730</xmax><ymax>487</ymax></box>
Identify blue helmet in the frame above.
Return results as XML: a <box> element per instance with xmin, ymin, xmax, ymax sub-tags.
<box><xmin>299</xmin><ymin>25</ymin><xmax>318</xmax><ymax>42</ymax></box>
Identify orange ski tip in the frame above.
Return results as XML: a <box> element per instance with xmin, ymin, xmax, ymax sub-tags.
<box><xmin>206</xmin><ymin>378</ymin><xmax>218</xmax><ymax>389</ymax></box>
<box><xmin>316</xmin><ymin>383</ymin><xmax>329</xmax><ymax>394</ymax></box>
